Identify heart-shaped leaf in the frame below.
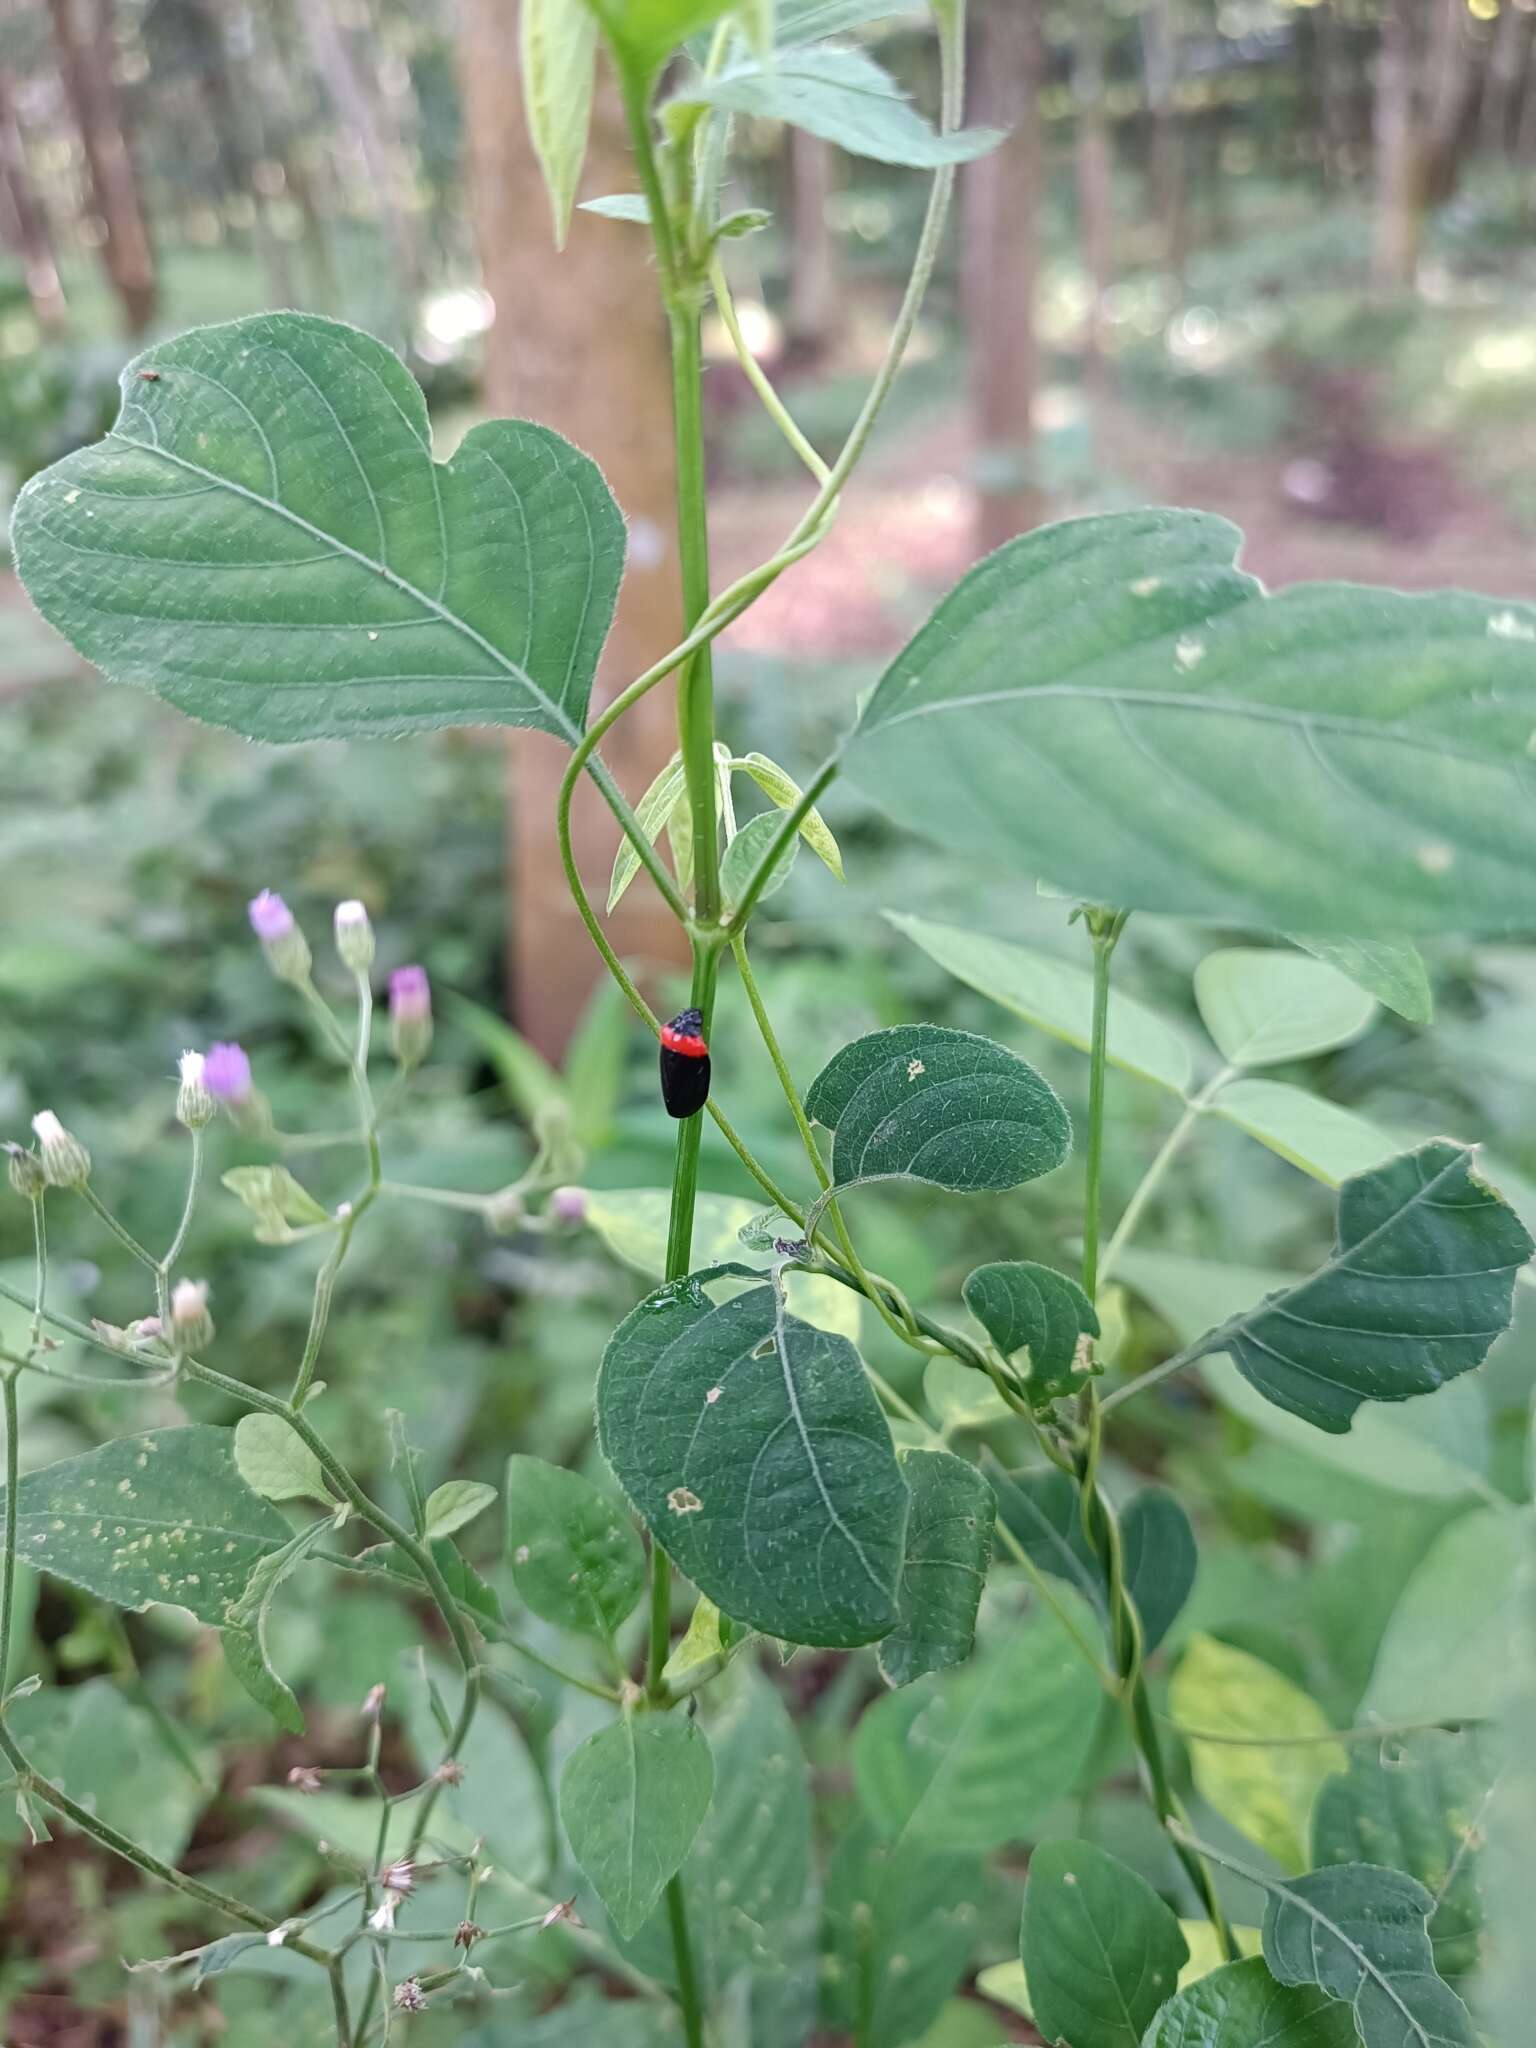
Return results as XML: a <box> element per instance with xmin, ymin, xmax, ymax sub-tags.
<box><xmin>1021</xmin><ymin>1839</ymin><xmax>1189</xmax><ymax>2048</ymax></box>
<box><xmin>1212</xmin><ymin>1141</ymin><xmax>1532</xmax><ymax>1432</ymax></box>
<box><xmin>805</xmin><ymin>1025</ymin><xmax>1071</xmax><ymax>1194</ymax></box>
<box><xmin>877</xmin><ymin>1449</ymin><xmax>994</xmax><ymax>1689</ymax></box>
<box><xmin>560</xmin><ymin>1711</ymin><xmax>714</xmax><ymax>1938</ymax></box>
<box><xmin>12</xmin><ymin>313</ymin><xmax>624</xmax><ymax>744</ymax></box>
<box><xmin>505</xmin><ymin>1453</ymin><xmax>646</xmax><ymax>1644</ymax></box>
<box><xmin>597</xmin><ymin>1267</ymin><xmax>908</xmax><ymax>1646</ymax></box>
<box><xmin>847</xmin><ymin>509</ymin><xmax>1536</xmax><ymax>935</ymax></box>
<box><xmin>1261</xmin><ymin>1863</ymin><xmax>1474</xmax><ymax>2048</ymax></box>
<box><xmin>1143</xmin><ymin>1956</ymin><xmax>1359</xmax><ymax>2047</ymax></box>
<box><xmin>963</xmin><ymin>1260</ymin><xmax>1099</xmax><ymax>1400</ymax></box>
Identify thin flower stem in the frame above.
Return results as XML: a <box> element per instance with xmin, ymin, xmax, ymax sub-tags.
<box><xmin>378</xmin><ymin>1181</ymin><xmax>493</xmax><ymax>1215</ymax></box>
<box><xmin>77</xmin><ymin>1186</ymin><xmax>159</xmax><ymax>1271</ymax></box>
<box><xmin>289</xmin><ymin>1216</ymin><xmax>357</xmax><ymax>1408</ymax></box>
<box><xmin>161</xmin><ymin>1126</ymin><xmax>204</xmax><ymax>1280</ymax></box>
<box><xmin>28</xmin><ymin>1198</ymin><xmax>45</xmax><ymax>1359</ymax></box>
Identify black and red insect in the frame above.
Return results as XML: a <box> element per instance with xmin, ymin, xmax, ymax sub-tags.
<box><xmin>659</xmin><ymin>1008</ymin><xmax>710</xmax><ymax>1119</ymax></box>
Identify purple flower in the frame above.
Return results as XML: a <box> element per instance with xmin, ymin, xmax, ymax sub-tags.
<box><xmin>248</xmin><ymin>890</ymin><xmax>294</xmax><ymax>942</ymax></box>
<box><xmin>203</xmin><ymin>1041</ymin><xmax>253</xmax><ymax>1105</ymax></box>
<box><xmin>389</xmin><ymin>965</ymin><xmax>431</xmax><ymax>1021</ymax></box>
<box><xmin>550</xmin><ymin>1185</ymin><xmax>587</xmax><ymax>1224</ymax></box>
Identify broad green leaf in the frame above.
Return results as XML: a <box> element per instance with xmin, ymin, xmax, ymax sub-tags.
<box><xmin>805</xmin><ymin>1024</ymin><xmax>1071</xmax><ymax>1194</ymax></box>
<box><xmin>560</xmin><ymin>1711</ymin><xmax>714</xmax><ymax>1937</ymax></box>
<box><xmin>8</xmin><ymin>1678</ymin><xmax>206</xmax><ymax>1866</ymax></box>
<box><xmin>1262</xmin><ymin>1864</ymin><xmax>1474</xmax><ymax>2048</ymax></box>
<box><xmin>963</xmin><ymin>1259</ymin><xmax>1099</xmax><ymax>1400</ymax></box>
<box><xmin>233</xmin><ymin>1412</ymin><xmax>332</xmax><ymax>1506</ymax></box>
<box><xmin>1288</xmin><ymin>935</ymin><xmax>1433</xmax><ymax>1027</ymax></box>
<box><xmin>853</xmin><ymin>1594</ymin><xmax>1102</xmax><ymax>1848</ymax></box>
<box><xmin>597</xmin><ymin>1269</ymin><xmax>907</xmax><ymax>1645</ymax></box>
<box><xmin>1142</xmin><ymin>1956</ymin><xmax>1358</xmax><ymax>2047</ymax></box>
<box><xmin>822</xmin><ymin>1820</ymin><xmax>986</xmax><ymax>2047</ymax></box>
<box><xmin>878</xmin><ymin>1450</ymin><xmax>994</xmax><ymax>1688</ymax></box>
<box><xmin>1362</xmin><ymin>1507</ymin><xmax>1529</xmax><ymax>1723</ymax></box>
<box><xmin>1209</xmin><ymin>1080</ymin><xmax>1398</xmax><ymax>1188</ymax></box>
<box><xmin>1170</xmin><ymin>1635</ymin><xmax>1346</xmax><ymax>1872</ymax></box>
<box><xmin>886</xmin><ymin>911</ymin><xmax>1196</xmax><ymax>1095</ymax></box>
<box><xmin>721</xmin><ymin>806</ymin><xmax>801</xmax><ymax>911</ymax></box>
<box><xmin>1021</xmin><ymin>1839</ymin><xmax>1189</xmax><ymax>2048</ymax></box>
<box><xmin>423</xmin><ymin>1478</ymin><xmax>497</xmax><ymax>1540</ymax></box>
<box><xmin>609</xmin><ymin>752</ymin><xmax>687</xmax><ymax>912</ymax></box>
<box><xmin>1313</xmin><ymin>1730</ymin><xmax>1496</xmax><ymax>1983</ymax></box>
<box><xmin>585</xmin><ymin>0</ymin><xmax>735</xmax><ymax>78</ymax></box>
<box><xmin>505</xmin><ymin>1453</ymin><xmax>646</xmax><ymax>1643</ymax></box>
<box><xmin>621</xmin><ymin>1671</ymin><xmax>810</xmax><ymax>1994</ymax></box>
<box><xmin>1209</xmin><ymin>1142</ymin><xmax>1532</xmax><ymax>1432</ymax></box>
<box><xmin>922</xmin><ymin>1356</ymin><xmax>1011</xmax><ymax>1433</ymax></box>
<box><xmin>0</xmin><ymin>1425</ymin><xmax>291</xmax><ymax>1624</ymax></box>
<box><xmin>671</xmin><ymin>45</ymin><xmax>1000</xmax><ymax>166</ymax></box>
<box><xmin>847</xmin><ymin>508</ymin><xmax>1536</xmax><ymax>936</ymax></box>
<box><xmin>1194</xmin><ymin>949</ymin><xmax>1376</xmax><ymax>1067</ymax></box>
<box><xmin>992</xmin><ymin>1468</ymin><xmax>1196</xmax><ymax>1656</ymax></box>
<box><xmin>12</xmin><ymin>313</ymin><xmax>624</xmax><ymax>744</ymax></box>
<box><xmin>735</xmin><ymin>751</ymin><xmax>844</xmax><ymax>877</ymax></box>
<box><xmin>521</xmin><ymin>0</ymin><xmax>599</xmax><ymax>244</ymax></box>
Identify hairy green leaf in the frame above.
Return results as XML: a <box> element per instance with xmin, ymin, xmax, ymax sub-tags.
<box><xmin>1194</xmin><ymin>949</ymin><xmax>1376</xmax><ymax>1067</ymax></box>
<box><xmin>505</xmin><ymin>1453</ymin><xmax>646</xmax><ymax>1643</ymax></box>
<box><xmin>671</xmin><ymin>44</ymin><xmax>999</xmax><ymax>165</ymax></box>
<box><xmin>521</xmin><ymin>0</ymin><xmax>599</xmax><ymax>243</ymax></box>
<box><xmin>848</xmin><ymin>509</ymin><xmax>1536</xmax><ymax>935</ymax></box>
<box><xmin>963</xmin><ymin>1259</ymin><xmax>1099</xmax><ymax>1400</ymax></box>
<box><xmin>12</xmin><ymin>313</ymin><xmax>624</xmax><ymax>744</ymax></box>
<box><xmin>885</xmin><ymin>911</ymin><xmax>1197</xmax><ymax>1095</ymax></box>
<box><xmin>1262</xmin><ymin>1864</ymin><xmax>1474</xmax><ymax>2048</ymax></box>
<box><xmin>878</xmin><ymin>1450</ymin><xmax>993</xmax><ymax>1689</ymax></box>
<box><xmin>822</xmin><ymin>1820</ymin><xmax>986</xmax><ymax>2047</ymax></box>
<box><xmin>560</xmin><ymin>1711</ymin><xmax>714</xmax><ymax>1937</ymax></box>
<box><xmin>1142</xmin><ymin>1956</ymin><xmax>1358</xmax><ymax>2047</ymax></box>
<box><xmin>1212</xmin><ymin>1142</ymin><xmax>1531</xmax><ymax>1431</ymax></box>
<box><xmin>805</xmin><ymin>1025</ymin><xmax>1071</xmax><ymax>1194</ymax></box>
<box><xmin>1288</xmin><ymin>935</ymin><xmax>1433</xmax><ymax>1027</ymax></box>
<box><xmin>1021</xmin><ymin>1839</ymin><xmax>1189</xmax><ymax>2048</ymax></box>
<box><xmin>0</xmin><ymin>1425</ymin><xmax>292</xmax><ymax>1624</ymax></box>
<box><xmin>598</xmin><ymin>1268</ymin><xmax>907</xmax><ymax>1645</ymax></box>
<box><xmin>853</xmin><ymin>1594</ymin><xmax>1101</xmax><ymax>1848</ymax></box>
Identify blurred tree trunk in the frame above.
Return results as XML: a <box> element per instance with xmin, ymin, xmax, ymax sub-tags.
<box><xmin>0</xmin><ymin>67</ymin><xmax>65</xmax><ymax>331</ymax></box>
<box><xmin>298</xmin><ymin>0</ymin><xmax>421</xmax><ymax>333</ymax></box>
<box><xmin>188</xmin><ymin>0</ymin><xmax>297</xmax><ymax>308</ymax></box>
<box><xmin>1372</xmin><ymin>0</ymin><xmax>1419</xmax><ymax>288</ymax></box>
<box><xmin>967</xmin><ymin>0</ymin><xmax>1045</xmax><ymax>555</ymax></box>
<box><xmin>786</xmin><ymin>129</ymin><xmax>840</xmax><ymax>362</ymax></box>
<box><xmin>459</xmin><ymin>4</ymin><xmax>688</xmax><ymax>1057</ymax></box>
<box><xmin>46</xmin><ymin>0</ymin><xmax>156</xmax><ymax>334</ymax></box>
<box><xmin>1140</xmin><ymin>0</ymin><xmax>1185</xmax><ymax>287</ymax></box>
<box><xmin>1481</xmin><ymin>0</ymin><xmax>1531</xmax><ymax>155</ymax></box>
<box><xmin>1374</xmin><ymin>0</ymin><xmax>1491</xmax><ymax>289</ymax></box>
<box><xmin>1073</xmin><ymin>11</ymin><xmax>1114</xmax><ymax>394</ymax></box>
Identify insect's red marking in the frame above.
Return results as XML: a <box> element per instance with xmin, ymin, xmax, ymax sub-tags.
<box><xmin>660</xmin><ymin>1022</ymin><xmax>708</xmax><ymax>1058</ymax></box>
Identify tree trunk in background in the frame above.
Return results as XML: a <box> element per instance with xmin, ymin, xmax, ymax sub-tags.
<box><xmin>1073</xmin><ymin>14</ymin><xmax>1114</xmax><ymax>396</ymax></box>
<box><xmin>1373</xmin><ymin>0</ymin><xmax>1420</xmax><ymax>288</ymax></box>
<box><xmin>1140</xmin><ymin>0</ymin><xmax>1186</xmax><ymax>288</ymax></box>
<box><xmin>786</xmin><ymin>128</ymin><xmax>840</xmax><ymax>362</ymax></box>
<box><xmin>459</xmin><ymin>5</ymin><xmax>688</xmax><ymax>1058</ymax></box>
<box><xmin>46</xmin><ymin>0</ymin><xmax>156</xmax><ymax>334</ymax></box>
<box><xmin>967</xmin><ymin>0</ymin><xmax>1045</xmax><ymax>555</ymax></box>
<box><xmin>189</xmin><ymin>0</ymin><xmax>297</xmax><ymax>309</ymax></box>
<box><xmin>298</xmin><ymin>0</ymin><xmax>421</xmax><ymax>335</ymax></box>
<box><xmin>1375</xmin><ymin>0</ymin><xmax>1491</xmax><ymax>289</ymax></box>
<box><xmin>1482</xmin><ymin>1</ymin><xmax>1531</xmax><ymax>156</ymax></box>
<box><xmin>0</xmin><ymin>67</ymin><xmax>65</xmax><ymax>331</ymax></box>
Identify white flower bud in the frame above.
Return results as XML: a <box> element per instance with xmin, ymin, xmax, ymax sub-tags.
<box><xmin>5</xmin><ymin>1144</ymin><xmax>46</xmax><ymax>1202</ymax></box>
<box><xmin>176</xmin><ymin>1050</ymin><xmax>216</xmax><ymax>1130</ymax></box>
<box><xmin>30</xmin><ymin>1111</ymin><xmax>91</xmax><ymax>1189</ymax></box>
<box><xmin>333</xmin><ymin>899</ymin><xmax>376</xmax><ymax>973</ymax></box>
<box><xmin>170</xmin><ymin>1278</ymin><xmax>214</xmax><ymax>1354</ymax></box>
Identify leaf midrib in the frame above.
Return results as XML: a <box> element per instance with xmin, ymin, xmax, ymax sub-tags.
<box><xmin>1273</xmin><ymin>1879</ymin><xmax>1447</xmax><ymax>2048</ymax></box>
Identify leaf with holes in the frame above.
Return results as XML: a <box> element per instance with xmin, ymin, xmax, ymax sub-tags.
<box><xmin>878</xmin><ymin>1450</ymin><xmax>993</xmax><ymax>1689</ymax></box>
<box><xmin>805</xmin><ymin>1025</ymin><xmax>1071</xmax><ymax>1195</ymax></box>
<box><xmin>560</xmin><ymin>1712</ymin><xmax>714</xmax><ymax>1938</ymax></box>
<box><xmin>1204</xmin><ymin>1141</ymin><xmax>1532</xmax><ymax>1431</ymax></box>
<box><xmin>1021</xmin><ymin>1839</ymin><xmax>1189</xmax><ymax>2048</ymax></box>
<box><xmin>597</xmin><ymin>1267</ymin><xmax>908</xmax><ymax>1646</ymax></box>
<box><xmin>11</xmin><ymin>313</ymin><xmax>624</xmax><ymax>744</ymax></box>
<box><xmin>0</xmin><ymin>1425</ymin><xmax>292</xmax><ymax>1624</ymax></box>
<box><xmin>1262</xmin><ymin>1864</ymin><xmax>1474</xmax><ymax>2048</ymax></box>
<box><xmin>847</xmin><ymin>508</ymin><xmax>1536</xmax><ymax>935</ymax></box>
<box><xmin>1142</xmin><ymin>1956</ymin><xmax>1359</xmax><ymax>2048</ymax></box>
<box><xmin>963</xmin><ymin>1259</ymin><xmax>1099</xmax><ymax>1401</ymax></box>
<box><xmin>505</xmin><ymin>1453</ymin><xmax>646</xmax><ymax>1645</ymax></box>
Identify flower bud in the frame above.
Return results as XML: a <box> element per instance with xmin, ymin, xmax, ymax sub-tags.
<box><xmin>30</xmin><ymin>1111</ymin><xmax>90</xmax><ymax>1189</ymax></box>
<box><xmin>170</xmin><ymin>1278</ymin><xmax>214</xmax><ymax>1354</ymax></box>
<box><xmin>202</xmin><ymin>1041</ymin><xmax>253</xmax><ymax>1111</ymax></box>
<box><xmin>248</xmin><ymin>890</ymin><xmax>312</xmax><ymax>985</ymax></box>
<box><xmin>176</xmin><ymin>1050</ymin><xmax>216</xmax><ymax>1130</ymax></box>
<box><xmin>389</xmin><ymin>965</ymin><xmax>433</xmax><ymax>1068</ymax></box>
<box><xmin>549</xmin><ymin>1185</ymin><xmax>587</xmax><ymax>1225</ymax></box>
<box><xmin>333</xmin><ymin>899</ymin><xmax>376</xmax><ymax>973</ymax></box>
<box><xmin>5</xmin><ymin>1143</ymin><xmax>46</xmax><ymax>1202</ymax></box>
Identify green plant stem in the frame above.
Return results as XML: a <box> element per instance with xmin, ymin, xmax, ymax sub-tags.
<box><xmin>1080</xmin><ymin>912</ymin><xmax>1125</xmax><ymax>1303</ymax></box>
<box><xmin>27</xmin><ymin>1197</ymin><xmax>45</xmax><ymax>1358</ymax></box>
<box><xmin>162</xmin><ymin>1127</ymin><xmax>204</xmax><ymax>1281</ymax></box>
<box><xmin>709</xmin><ymin>256</ymin><xmax>830</xmax><ymax>485</ymax></box>
<box><xmin>78</xmin><ymin>1186</ymin><xmax>158</xmax><ymax>1271</ymax></box>
<box><xmin>1098</xmin><ymin>1066</ymin><xmax>1237</xmax><ymax>1286</ymax></box>
<box><xmin>668</xmin><ymin>307</ymin><xmax>722</xmax><ymax>932</ymax></box>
